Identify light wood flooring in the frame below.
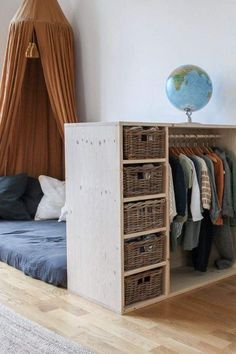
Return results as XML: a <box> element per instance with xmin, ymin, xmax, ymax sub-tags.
<box><xmin>1</xmin><ymin>262</ymin><xmax>236</xmax><ymax>354</ymax></box>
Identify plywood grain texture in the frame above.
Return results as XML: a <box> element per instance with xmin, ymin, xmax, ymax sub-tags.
<box><xmin>65</xmin><ymin>124</ymin><xmax>123</xmax><ymax>312</ymax></box>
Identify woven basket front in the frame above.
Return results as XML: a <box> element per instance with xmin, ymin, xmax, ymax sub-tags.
<box><xmin>124</xmin><ymin>164</ymin><xmax>163</xmax><ymax>197</ymax></box>
<box><xmin>124</xmin><ymin>234</ymin><xmax>165</xmax><ymax>271</ymax></box>
<box><xmin>123</xmin><ymin>126</ymin><xmax>165</xmax><ymax>160</ymax></box>
<box><xmin>124</xmin><ymin>199</ymin><xmax>166</xmax><ymax>235</ymax></box>
<box><xmin>125</xmin><ymin>268</ymin><xmax>163</xmax><ymax>306</ymax></box>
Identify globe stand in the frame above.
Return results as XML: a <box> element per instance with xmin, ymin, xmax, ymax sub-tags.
<box><xmin>185</xmin><ymin>108</ymin><xmax>193</xmax><ymax>123</ymax></box>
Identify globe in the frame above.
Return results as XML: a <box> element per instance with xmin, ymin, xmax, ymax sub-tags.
<box><xmin>166</xmin><ymin>65</ymin><xmax>213</xmax><ymax>119</ymax></box>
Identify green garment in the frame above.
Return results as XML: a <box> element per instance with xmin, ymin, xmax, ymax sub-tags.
<box><xmin>179</xmin><ymin>154</ymin><xmax>193</xmax><ymax>189</ymax></box>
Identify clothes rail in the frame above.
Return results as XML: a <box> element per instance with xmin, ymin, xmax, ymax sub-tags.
<box><xmin>169</xmin><ymin>134</ymin><xmax>222</xmax><ymax>139</ymax></box>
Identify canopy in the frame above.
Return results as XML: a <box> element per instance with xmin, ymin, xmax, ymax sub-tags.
<box><xmin>0</xmin><ymin>0</ymin><xmax>77</xmax><ymax>179</ymax></box>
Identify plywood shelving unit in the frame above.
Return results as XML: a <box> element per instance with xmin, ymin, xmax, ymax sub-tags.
<box><xmin>170</xmin><ymin>265</ymin><xmax>236</xmax><ymax>296</ymax></box>
<box><xmin>65</xmin><ymin>121</ymin><xmax>236</xmax><ymax>314</ymax></box>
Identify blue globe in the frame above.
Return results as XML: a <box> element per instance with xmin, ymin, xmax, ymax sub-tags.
<box><xmin>166</xmin><ymin>65</ymin><xmax>213</xmax><ymax>112</ymax></box>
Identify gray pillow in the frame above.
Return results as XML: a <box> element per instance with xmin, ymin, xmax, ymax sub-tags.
<box><xmin>0</xmin><ymin>173</ymin><xmax>31</xmax><ymax>220</ymax></box>
<box><xmin>22</xmin><ymin>177</ymin><xmax>43</xmax><ymax>218</ymax></box>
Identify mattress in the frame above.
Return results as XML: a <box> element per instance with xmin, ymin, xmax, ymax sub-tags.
<box><xmin>0</xmin><ymin>220</ymin><xmax>67</xmax><ymax>287</ymax></box>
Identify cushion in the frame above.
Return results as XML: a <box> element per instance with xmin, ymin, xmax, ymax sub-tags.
<box><xmin>35</xmin><ymin>176</ymin><xmax>65</xmax><ymax>220</ymax></box>
<box><xmin>58</xmin><ymin>204</ymin><xmax>68</xmax><ymax>222</ymax></box>
<box><xmin>22</xmin><ymin>177</ymin><xmax>44</xmax><ymax>218</ymax></box>
<box><xmin>0</xmin><ymin>174</ymin><xmax>31</xmax><ymax>220</ymax></box>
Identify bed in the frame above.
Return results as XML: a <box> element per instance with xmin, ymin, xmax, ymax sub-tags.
<box><xmin>0</xmin><ymin>220</ymin><xmax>67</xmax><ymax>288</ymax></box>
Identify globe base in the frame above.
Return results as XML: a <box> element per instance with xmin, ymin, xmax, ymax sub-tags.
<box><xmin>185</xmin><ymin>108</ymin><xmax>193</xmax><ymax>123</ymax></box>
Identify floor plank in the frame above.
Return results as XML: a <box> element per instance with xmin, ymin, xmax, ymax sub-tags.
<box><xmin>1</xmin><ymin>262</ymin><xmax>236</xmax><ymax>354</ymax></box>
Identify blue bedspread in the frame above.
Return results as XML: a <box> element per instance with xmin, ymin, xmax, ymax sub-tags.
<box><xmin>0</xmin><ymin>220</ymin><xmax>67</xmax><ymax>287</ymax></box>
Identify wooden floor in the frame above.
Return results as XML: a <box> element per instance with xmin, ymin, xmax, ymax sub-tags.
<box><xmin>1</xmin><ymin>262</ymin><xmax>236</xmax><ymax>354</ymax></box>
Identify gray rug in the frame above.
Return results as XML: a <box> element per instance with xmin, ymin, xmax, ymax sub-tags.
<box><xmin>0</xmin><ymin>304</ymin><xmax>93</xmax><ymax>354</ymax></box>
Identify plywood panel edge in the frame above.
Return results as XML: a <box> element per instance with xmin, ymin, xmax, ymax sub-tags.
<box><xmin>65</xmin><ymin>124</ymin><xmax>122</xmax><ymax>313</ymax></box>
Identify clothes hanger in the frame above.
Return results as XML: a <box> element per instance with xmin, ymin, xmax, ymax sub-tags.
<box><xmin>169</xmin><ymin>137</ymin><xmax>180</xmax><ymax>157</ymax></box>
<box><xmin>169</xmin><ymin>146</ymin><xmax>179</xmax><ymax>158</ymax></box>
<box><xmin>180</xmin><ymin>135</ymin><xmax>195</xmax><ymax>156</ymax></box>
<box><xmin>192</xmin><ymin>136</ymin><xmax>204</xmax><ymax>155</ymax></box>
<box><xmin>170</xmin><ymin>135</ymin><xmax>185</xmax><ymax>156</ymax></box>
<box><xmin>201</xmin><ymin>140</ymin><xmax>211</xmax><ymax>154</ymax></box>
<box><xmin>179</xmin><ymin>138</ymin><xmax>190</xmax><ymax>155</ymax></box>
<box><xmin>205</xmin><ymin>140</ymin><xmax>213</xmax><ymax>153</ymax></box>
<box><xmin>192</xmin><ymin>140</ymin><xmax>203</xmax><ymax>156</ymax></box>
<box><xmin>193</xmin><ymin>140</ymin><xmax>203</xmax><ymax>155</ymax></box>
<box><xmin>203</xmin><ymin>140</ymin><xmax>218</xmax><ymax>163</ymax></box>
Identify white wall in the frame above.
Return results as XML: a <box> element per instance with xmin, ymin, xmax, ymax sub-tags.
<box><xmin>1</xmin><ymin>1</ymin><xmax>236</xmax><ymax>124</ymax></box>
<box><xmin>0</xmin><ymin>0</ymin><xmax>21</xmax><ymax>70</ymax></box>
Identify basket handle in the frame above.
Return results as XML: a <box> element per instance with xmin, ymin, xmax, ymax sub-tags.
<box><xmin>141</xmin><ymin>134</ymin><xmax>154</xmax><ymax>142</ymax></box>
<box><xmin>137</xmin><ymin>171</ymin><xmax>151</xmax><ymax>180</ymax></box>
<box><xmin>139</xmin><ymin>244</ymin><xmax>154</xmax><ymax>254</ymax></box>
<box><xmin>137</xmin><ymin>276</ymin><xmax>151</xmax><ymax>285</ymax></box>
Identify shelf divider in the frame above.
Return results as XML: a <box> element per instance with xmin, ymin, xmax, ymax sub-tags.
<box><xmin>123</xmin><ymin>158</ymin><xmax>166</xmax><ymax>165</ymax></box>
<box><xmin>124</xmin><ymin>261</ymin><xmax>167</xmax><ymax>277</ymax></box>
<box><xmin>123</xmin><ymin>227</ymin><xmax>167</xmax><ymax>240</ymax></box>
<box><xmin>123</xmin><ymin>193</ymin><xmax>166</xmax><ymax>203</ymax></box>
<box><xmin>123</xmin><ymin>294</ymin><xmax>168</xmax><ymax>313</ymax></box>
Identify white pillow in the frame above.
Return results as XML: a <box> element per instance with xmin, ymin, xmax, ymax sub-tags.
<box><xmin>58</xmin><ymin>203</ymin><xmax>68</xmax><ymax>222</ymax></box>
<box><xmin>35</xmin><ymin>176</ymin><xmax>65</xmax><ymax>220</ymax></box>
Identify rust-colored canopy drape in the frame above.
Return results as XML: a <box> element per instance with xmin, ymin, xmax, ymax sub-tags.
<box><xmin>0</xmin><ymin>0</ymin><xmax>77</xmax><ymax>179</ymax></box>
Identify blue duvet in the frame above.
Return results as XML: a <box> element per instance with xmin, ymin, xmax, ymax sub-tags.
<box><xmin>0</xmin><ymin>220</ymin><xmax>67</xmax><ymax>287</ymax></box>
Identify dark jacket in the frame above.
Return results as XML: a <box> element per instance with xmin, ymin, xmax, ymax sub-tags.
<box><xmin>169</xmin><ymin>156</ymin><xmax>187</xmax><ymax>218</ymax></box>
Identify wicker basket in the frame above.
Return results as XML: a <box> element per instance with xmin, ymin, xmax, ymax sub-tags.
<box><xmin>124</xmin><ymin>234</ymin><xmax>165</xmax><ymax>271</ymax></box>
<box><xmin>123</xmin><ymin>164</ymin><xmax>163</xmax><ymax>198</ymax></box>
<box><xmin>125</xmin><ymin>268</ymin><xmax>163</xmax><ymax>306</ymax></box>
<box><xmin>124</xmin><ymin>199</ymin><xmax>165</xmax><ymax>235</ymax></box>
<box><xmin>123</xmin><ymin>126</ymin><xmax>165</xmax><ymax>160</ymax></box>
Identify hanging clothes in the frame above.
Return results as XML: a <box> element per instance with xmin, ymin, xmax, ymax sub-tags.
<box><xmin>194</xmin><ymin>156</ymin><xmax>212</xmax><ymax>210</ymax></box>
<box><xmin>226</xmin><ymin>151</ymin><xmax>236</xmax><ymax>226</ymax></box>
<box><xmin>183</xmin><ymin>220</ymin><xmax>202</xmax><ymax>251</ymax></box>
<box><xmin>190</xmin><ymin>156</ymin><xmax>202</xmax><ymax>211</ymax></box>
<box><xmin>169</xmin><ymin>156</ymin><xmax>187</xmax><ymax>252</ymax></box>
<box><xmin>169</xmin><ymin>138</ymin><xmax>236</xmax><ymax>273</ymax></box>
<box><xmin>178</xmin><ymin>154</ymin><xmax>203</xmax><ymax>251</ymax></box>
<box><xmin>210</xmin><ymin>147</ymin><xmax>235</xmax><ymax>269</ymax></box>
<box><xmin>169</xmin><ymin>156</ymin><xmax>187</xmax><ymax>219</ymax></box>
<box><xmin>191</xmin><ymin>155</ymin><xmax>216</xmax><ymax>271</ymax></box>
<box><xmin>213</xmin><ymin>148</ymin><xmax>234</xmax><ymax>218</ymax></box>
<box><xmin>201</xmin><ymin>155</ymin><xmax>221</xmax><ymax>224</ymax></box>
<box><xmin>207</xmin><ymin>152</ymin><xmax>224</xmax><ymax>225</ymax></box>
<box><xmin>169</xmin><ymin>164</ymin><xmax>177</xmax><ymax>223</ymax></box>
<box><xmin>213</xmin><ymin>217</ymin><xmax>235</xmax><ymax>269</ymax></box>
<box><xmin>192</xmin><ymin>210</ymin><xmax>213</xmax><ymax>272</ymax></box>
<box><xmin>179</xmin><ymin>154</ymin><xmax>202</xmax><ymax>222</ymax></box>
